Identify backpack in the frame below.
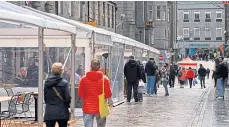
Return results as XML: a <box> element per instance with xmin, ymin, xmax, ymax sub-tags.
<box><xmin>178</xmin><ymin>71</ymin><xmax>182</xmax><ymax>77</ymax></box>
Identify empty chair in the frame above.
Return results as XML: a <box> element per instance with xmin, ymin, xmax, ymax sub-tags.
<box><xmin>0</xmin><ymin>94</ymin><xmax>20</xmax><ymax>127</ymax></box>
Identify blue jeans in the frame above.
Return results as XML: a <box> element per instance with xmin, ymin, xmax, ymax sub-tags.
<box><xmin>83</xmin><ymin>113</ymin><xmax>106</xmax><ymax>127</ymax></box>
<box><xmin>162</xmin><ymin>81</ymin><xmax>169</xmax><ymax>95</ymax></box>
<box><xmin>147</xmin><ymin>76</ymin><xmax>156</xmax><ymax>95</ymax></box>
<box><xmin>217</xmin><ymin>78</ymin><xmax>225</xmax><ymax>97</ymax></box>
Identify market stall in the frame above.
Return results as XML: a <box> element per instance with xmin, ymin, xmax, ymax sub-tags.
<box><xmin>178</xmin><ymin>57</ymin><xmax>198</xmax><ymax>69</ymax></box>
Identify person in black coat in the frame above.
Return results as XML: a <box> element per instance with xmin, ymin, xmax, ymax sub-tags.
<box><xmin>137</xmin><ymin>60</ymin><xmax>146</xmax><ymax>83</ymax></box>
<box><xmin>44</xmin><ymin>63</ymin><xmax>71</xmax><ymax>127</ymax></box>
<box><xmin>169</xmin><ymin>65</ymin><xmax>176</xmax><ymax>88</ymax></box>
<box><xmin>198</xmin><ymin>64</ymin><xmax>207</xmax><ymax>89</ymax></box>
<box><xmin>124</xmin><ymin>56</ymin><xmax>141</xmax><ymax>102</ymax></box>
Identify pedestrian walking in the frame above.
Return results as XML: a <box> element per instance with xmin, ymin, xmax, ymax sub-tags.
<box><xmin>215</xmin><ymin>57</ymin><xmax>228</xmax><ymax>99</ymax></box>
<box><xmin>161</xmin><ymin>64</ymin><xmax>169</xmax><ymax>96</ymax></box>
<box><xmin>44</xmin><ymin>63</ymin><xmax>71</xmax><ymax>127</ymax></box>
<box><xmin>206</xmin><ymin>68</ymin><xmax>210</xmax><ymax>79</ymax></box>
<box><xmin>198</xmin><ymin>64</ymin><xmax>207</xmax><ymax>89</ymax></box>
<box><xmin>124</xmin><ymin>56</ymin><xmax>141</xmax><ymax>102</ymax></box>
<box><xmin>178</xmin><ymin>68</ymin><xmax>186</xmax><ymax>88</ymax></box>
<box><xmin>137</xmin><ymin>60</ymin><xmax>146</xmax><ymax>102</ymax></box>
<box><xmin>169</xmin><ymin>65</ymin><xmax>176</xmax><ymax>88</ymax></box>
<box><xmin>145</xmin><ymin>58</ymin><xmax>157</xmax><ymax>96</ymax></box>
<box><xmin>186</xmin><ymin>67</ymin><xmax>195</xmax><ymax>88</ymax></box>
<box><xmin>78</xmin><ymin>59</ymin><xmax>112</xmax><ymax>127</ymax></box>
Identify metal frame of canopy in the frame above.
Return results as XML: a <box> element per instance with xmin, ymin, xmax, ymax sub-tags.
<box><xmin>22</xmin><ymin>0</ymin><xmax>161</xmax><ymax>114</ymax></box>
<box><xmin>0</xmin><ymin>2</ymin><xmax>79</xmax><ymax>127</ymax></box>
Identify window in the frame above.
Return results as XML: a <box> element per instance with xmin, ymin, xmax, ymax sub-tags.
<box><xmin>216</xmin><ymin>27</ymin><xmax>222</xmax><ymax>37</ymax></box>
<box><xmin>163</xmin><ymin>5</ymin><xmax>166</xmax><ymax>20</ymax></box>
<box><xmin>98</xmin><ymin>2</ymin><xmax>100</xmax><ymax>25</ymax></box>
<box><xmin>183</xmin><ymin>11</ymin><xmax>189</xmax><ymax>22</ymax></box>
<box><xmin>205</xmin><ymin>11</ymin><xmax>211</xmax><ymax>22</ymax></box>
<box><xmin>216</xmin><ymin>11</ymin><xmax>222</xmax><ymax>19</ymax></box>
<box><xmin>103</xmin><ymin>2</ymin><xmax>105</xmax><ymax>26</ymax></box>
<box><xmin>205</xmin><ymin>28</ymin><xmax>211</xmax><ymax>40</ymax></box>
<box><xmin>111</xmin><ymin>6</ymin><xmax>114</xmax><ymax>28</ymax></box>
<box><xmin>216</xmin><ymin>27</ymin><xmax>222</xmax><ymax>40</ymax></box>
<box><xmin>205</xmin><ymin>12</ymin><xmax>211</xmax><ymax>19</ymax></box>
<box><xmin>108</xmin><ymin>4</ymin><xmax>110</xmax><ymax>27</ymax></box>
<box><xmin>149</xmin><ymin>5</ymin><xmax>153</xmax><ymax>20</ymax></box>
<box><xmin>194</xmin><ymin>28</ymin><xmax>200</xmax><ymax>37</ymax></box>
<box><xmin>194</xmin><ymin>12</ymin><xmax>200</xmax><ymax>19</ymax></box>
<box><xmin>183</xmin><ymin>28</ymin><xmax>189</xmax><ymax>37</ymax></box>
<box><xmin>216</xmin><ymin>11</ymin><xmax>222</xmax><ymax>22</ymax></box>
<box><xmin>156</xmin><ymin>6</ymin><xmax>161</xmax><ymax>20</ymax></box>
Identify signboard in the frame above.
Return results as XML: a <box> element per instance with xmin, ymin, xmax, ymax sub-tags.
<box><xmin>166</xmin><ymin>53</ymin><xmax>170</xmax><ymax>59</ymax></box>
<box><xmin>188</xmin><ymin>48</ymin><xmax>196</xmax><ymax>56</ymax></box>
<box><xmin>189</xmin><ymin>44</ymin><xmax>210</xmax><ymax>47</ymax></box>
<box><xmin>144</xmin><ymin>21</ymin><xmax>153</xmax><ymax>27</ymax></box>
<box><xmin>87</xmin><ymin>21</ymin><xmax>97</xmax><ymax>27</ymax></box>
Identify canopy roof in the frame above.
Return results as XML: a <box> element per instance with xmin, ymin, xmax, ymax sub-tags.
<box><xmin>24</xmin><ymin>6</ymin><xmax>159</xmax><ymax>54</ymax></box>
<box><xmin>178</xmin><ymin>57</ymin><xmax>197</xmax><ymax>66</ymax></box>
<box><xmin>0</xmin><ymin>1</ymin><xmax>76</xmax><ymax>33</ymax></box>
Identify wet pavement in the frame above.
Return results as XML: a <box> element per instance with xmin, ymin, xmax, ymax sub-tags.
<box><xmin>75</xmin><ymin>81</ymin><xmax>212</xmax><ymax>127</ymax></box>
<box><xmin>75</xmin><ymin>61</ymin><xmax>224</xmax><ymax>127</ymax></box>
<box><xmin>203</xmin><ymin>85</ymin><xmax>229</xmax><ymax>127</ymax></box>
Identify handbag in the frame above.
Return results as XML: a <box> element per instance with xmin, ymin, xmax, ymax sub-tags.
<box><xmin>52</xmin><ymin>87</ymin><xmax>72</xmax><ymax>120</ymax></box>
<box><xmin>99</xmin><ymin>76</ymin><xmax>110</xmax><ymax>119</ymax></box>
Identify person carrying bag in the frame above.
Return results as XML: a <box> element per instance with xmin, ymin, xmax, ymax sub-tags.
<box><xmin>44</xmin><ymin>63</ymin><xmax>71</xmax><ymax>127</ymax></box>
<box><xmin>78</xmin><ymin>59</ymin><xmax>112</xmax><ymax>127</ymax></box>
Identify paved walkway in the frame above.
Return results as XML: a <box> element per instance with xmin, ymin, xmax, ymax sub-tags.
<box><xmin>76</xmin><ymin>80</ymin><xmax>212</xmax><ymax>127</ymax></box>
<box><xmin>203</xmin><ymin>85</ymin><xmax>229</xmax><ymax>127</ymax></box>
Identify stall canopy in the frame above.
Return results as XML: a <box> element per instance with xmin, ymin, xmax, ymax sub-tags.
<box><xmin>24</xmin><ymin>6</ymin><xmax>113</xmax><ymax>46</ymax></box>
<box><xmin>178</xmin><ymin>57</ymin><xmax>197</xmax><ymax>68</ymax></box>
<box><xmin>0</xmin><ymin>1</ymin><xmax>76</xmax><ymax>33</ymax></box>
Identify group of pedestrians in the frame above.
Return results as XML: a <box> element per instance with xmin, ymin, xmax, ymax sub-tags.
<box><xmin>124</xmin><ymin>56</ymin><xmax>172</xmax><ymax>102</ymax></box>
<box><xmin>43</xmin><ymin>60</ymin><xmax>113</xmax><ymax>127</ymax></box>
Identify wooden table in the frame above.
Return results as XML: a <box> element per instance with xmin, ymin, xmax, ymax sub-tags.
<box><xmin>0</xmin><ymin>96</ymin><xmax>12</xmax><ymax>127</ymax></box>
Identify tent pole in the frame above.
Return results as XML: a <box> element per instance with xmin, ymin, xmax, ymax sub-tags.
<box><xmin>70</xmin><ymin>34</ymin><xmax>76</xmax><ymax>119</ymax></box>
<box><xmin>38</xmin><ymin>27</ymin><xmax>44</xmax><ymax>127</ymax></box>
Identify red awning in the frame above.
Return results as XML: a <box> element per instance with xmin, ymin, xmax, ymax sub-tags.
<box><xmin>178</xmin><ymin>57</ymin><xmax>197</xmax><ymax>66</ymax></box>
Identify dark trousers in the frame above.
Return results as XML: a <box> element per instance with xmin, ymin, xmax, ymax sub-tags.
<box><xmin>169</xmin><ymin>76</ymin><xmax>175</xmax><ymax>87</ymax></box>
<box><xmin>127</xmin><ymin>82</ymin><xmax>138</xmax><ymax>102</ymax></box>
<box><xmin>214</xmin><ymin>78</ymin><xmax>217</xmax><ymax>87</ymax></box>
<box><xmin>154</xmin><ymin>81</ymin><xmax>157</xmax><ymax>94</ymax></box>
<box><xmin>46</xmin><ymin>120</ymin><xmax>68</xmax><ymax>127</ymax></box>
<box><xmin>199</xmin><ymin>76</ymin><xmax>206</xmax><ymax>88</ymax></box>
<box><xmin>188</xmin><ymin>78</ymin><xmax>193</xmax><ymax>88</ymax></box>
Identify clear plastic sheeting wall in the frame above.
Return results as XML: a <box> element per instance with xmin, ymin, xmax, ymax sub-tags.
<box><xmin>135</xmin><ymin>48</ymin><xmax>143</xmax><ymax>62</ymax></box>
<box><xmin>111</xmin><ymin>43</ymin><xmax>124</xmax><ymax>103</ymax></box>
<box><xmin>95</xmin><ymin>44</ymin><xmax>110</xmax><ymax>76</ymax></box>
<box><xmin>124</xmin><ymin>45</ymin><xmax>133</xmax><ymax>65</ymax></box>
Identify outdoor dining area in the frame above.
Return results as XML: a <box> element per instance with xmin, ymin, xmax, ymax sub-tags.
<box><xmin>0</xmin><ymin>1</ymin><xmax>160</xmax><ymax>127</ymax></box>
<box><xmin>0</xmin><ymin>85</ymin><xmax>39</xmax><ymax>127</ymax></box>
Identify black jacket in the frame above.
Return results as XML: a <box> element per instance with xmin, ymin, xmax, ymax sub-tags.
<box><xmin>44</xmin><ymin>75</ymin><xmax>71</xmax><ymax>121</ymax></box>
<box><xmin>215</xmin><ymin>62</ymin><xmax>228</xmax><ymax>79</ymax></box>
<box><xmin>169</xmin><ymin>68</ymin><xmax>176</xmax><ymax>78</ymax></box>
<box><xmin>145</xmin><ymin>61</ymin><xmax>156</xmax><ymax>76</ymax></box>
<box><xmin>139</xmin><ymin>63</ymin><xmax>146</xmax><ymax>83</ymax></box>
<box><xmin>124</xmin><ymin>60</ymin><xmax>141</xmax><ymax>83</ymax></box>
<box><xmin>198</xmin><ymin>67</ymin><xmax>207</xmax><ymax>77</ymax></box>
